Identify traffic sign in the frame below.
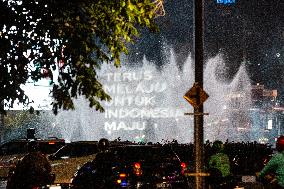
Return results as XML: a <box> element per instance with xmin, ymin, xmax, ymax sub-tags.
<box><xmin>183</xmin><ymin>82</ymin><xmax>209</xmax><ymax>108</ymax></box>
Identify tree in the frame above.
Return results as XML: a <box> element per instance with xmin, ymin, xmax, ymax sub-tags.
<box><xmin>3</xmin><ymin>110</ymin><xmax>64</xmax><ymax>140</ymax></box>
<box><xmin>0</xmin><ymin>0</ymin><xmax>160</xmax><ymax>114</ymax></box>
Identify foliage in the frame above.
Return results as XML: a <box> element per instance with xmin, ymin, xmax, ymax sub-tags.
<box><xmin>4</xmin><ymin>110</ymin><xmax>38</xmax><ymax>129</ymax></box>
<box><xmin>3</xmin><ymin>110</ymin><xmax>61</xmax><ymax>141</ymax></box>
<box><xmin>0</xmin><ymin>0</ymin><xmax>158</xmax><ymax>114</ymax></box>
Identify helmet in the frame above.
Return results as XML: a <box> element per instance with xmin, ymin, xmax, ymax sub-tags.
<box><xmin>98</xmin><ymin>138</ymin><xmax>110</xmax><ymax>152</ymax></box>
<box><xmin>276</xmin><ymin>135</ymin><xmax>284</xmax><ymax>152</ymax></box>
<box><xmin>212</xmin><ymin>140</ymin><xmax>224</xmax><ymax>153</ymax></box>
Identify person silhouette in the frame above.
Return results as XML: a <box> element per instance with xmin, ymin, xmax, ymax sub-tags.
<box><xmin>208</xmin><ymin>140</ymin><xmax>231</xmax><ymax>189</ymax></box>
<box><xmin>7</xmin><ymin>140</ymin><xmax>53</xmax><ymax>189</ymax></box>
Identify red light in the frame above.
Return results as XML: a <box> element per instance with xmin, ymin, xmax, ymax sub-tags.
<box><xmin>181</xmin><ymin>162</ymin><xmax>186</xmax><ymax>168</ymax></box>
<box><xmin>49</xmin><ymin>142</ymin><xmax>55</xmax><ymax>144</ymax></box>
<box><xmin>133</xmin><ymin>162</ymin><xmax>142</xmax><ymax>176</ymax></box>
<box><xmin>119</xmin><ymin>173</ymin><xmax>126</xmax><ymax>178</ymax></box>
<box><xmin>134</xmin><ymin>162</ymin><xmax>141</xmax><ymax>169</ymax></box>
<box><xmin>181</xmin><ymin>162</ymin><xmax>187</xmax><ymax>175</ymax></box>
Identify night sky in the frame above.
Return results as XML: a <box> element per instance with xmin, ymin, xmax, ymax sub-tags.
<box><xmin>127</xmin><ymin>0</ymin><xmax>284</xmax><ymax>101</ymax></box>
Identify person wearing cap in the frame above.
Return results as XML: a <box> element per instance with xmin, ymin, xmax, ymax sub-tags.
<box><xmin>258</xmin><ymin>135</ymin><xmax>284</xmax><ymax>188</ymax></box>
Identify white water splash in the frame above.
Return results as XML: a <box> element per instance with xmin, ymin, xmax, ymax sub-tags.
<box><xmin>52</xmin><ymin>48</ymin><xmax>252</xmax><ymax>143</ymax></box>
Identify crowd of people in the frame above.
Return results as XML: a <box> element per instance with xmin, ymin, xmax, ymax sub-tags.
<box><xmin>204</xmin><ymin>138</ymin><xmax>283</xmax><ymax>189</ymax></box>
<box><xmin>207</xmin><ymin>140</ymin><xmax>274</xmax><ymax>175</ymax></box>
<box><xmin>4</xmin><ymin>136</ymin><xmax>284</xmax><ymax>189</ymax></box>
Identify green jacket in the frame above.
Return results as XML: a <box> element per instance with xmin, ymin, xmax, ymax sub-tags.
<box><xmin>209</xmin><ymin>152</ymin><xmax>231</xmax><ymax>177</ymax></box>
<box><xmin>259</xmin><ymin>151</ymin><xmax>284</xmax><ymax>187</ymax></box>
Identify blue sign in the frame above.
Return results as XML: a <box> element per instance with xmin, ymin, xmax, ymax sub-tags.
<box><xmin>217</xmin><ymin>0</ymin><xmax>235</xmax><ymax>4</ymax></box>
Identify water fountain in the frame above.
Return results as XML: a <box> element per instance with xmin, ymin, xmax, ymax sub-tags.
<box><xmin>51</xmin><ymin>47</ymin><xmax>253</xmax><ymax>143</ymax></box>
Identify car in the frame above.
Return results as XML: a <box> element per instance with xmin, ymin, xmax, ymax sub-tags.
<box><xmin>164</xmin><ymin>143</ymin><xmax>194</xmax><ymax>173</ymax></box>
<box><xmin>48</xmin><ymin>141</ymin><xmax>99</xmax><ymax>185</ymax></box>
<box><xmin>0</xmin><ymin>137</ymin><xmax>65</xmax><ymax>179</ymax></box>
<box><xmin>71</xmin><ymin>144</ymin><xmax>189</xmax><ymax>189</ymax></box>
